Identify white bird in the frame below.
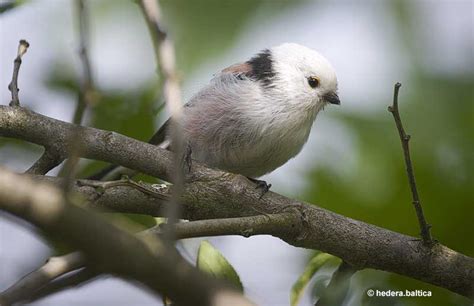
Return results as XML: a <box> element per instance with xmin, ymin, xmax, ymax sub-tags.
<box><xmin>97</xmin><ymin>43</ymin><xmax>339</xmax><ymax>191</ymax></box>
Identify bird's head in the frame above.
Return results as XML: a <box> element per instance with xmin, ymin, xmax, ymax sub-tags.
<box><xmin>247</xmin><ymin>43</ymin><xmax>339</xmax><ymax>112</ymax></box>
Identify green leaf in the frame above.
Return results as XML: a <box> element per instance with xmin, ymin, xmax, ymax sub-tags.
<box><xmin>197</xmin><ymin>240</ymin><xmax>243</xmax><ymax>292</ymax></box>
<box><xmin>290</xmin><ymin>252</ymin><xmax>334</xmax><ymax>306</ymax></box>
<box><xmin>102</xmin><ymin>213</ymin><xmax>158</xmax><ymax>232</ymax></box>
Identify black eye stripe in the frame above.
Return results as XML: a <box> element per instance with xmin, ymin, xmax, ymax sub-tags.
<box><xmin>307</xmin><ymin>76</ymin><xmax>319</xmax><ymax>88</ymax></box>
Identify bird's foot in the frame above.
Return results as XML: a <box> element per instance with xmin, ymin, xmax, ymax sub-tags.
<box><xmin>247</xmin><ymin>177</ymin><xmax>272</xmax><ymax>199</ymax></box>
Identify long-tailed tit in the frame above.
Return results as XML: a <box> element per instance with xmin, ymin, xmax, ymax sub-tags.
<box><xmin>154</xmin><ymin>43</ymin><xmax>339</xmax><ymax>190</ymax></box>
<box><xmin>94</xmin><ymin>43</ymin><xmax>340</xmax><ymax>191</ymax></box>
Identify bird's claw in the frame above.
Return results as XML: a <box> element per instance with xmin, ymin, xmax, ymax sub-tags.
<box><xmin>248</xmin><ymin>178</ymin><xmax>272</xmax><ymax>199</ymax></box>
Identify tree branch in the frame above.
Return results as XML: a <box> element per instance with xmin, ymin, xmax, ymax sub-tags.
<box><xmin>0</xmin><ymin>167</ymin><xmax>253</xmax><ymax>306</ymax></box>
<box><xmin>26</xmin><ymin>268</ymin><xmax>98</xmax><ymax>303</ymax></box>
<box><xmin>7</xmin><ymin>40</ymin><xmax>29</xmax><ymax>107</ymax></box>
<box><xmin>1</xmin><ymin>106</ymin><xmax>473</xmax><ymax>298</ymax></box>
<box><xmin>25</xmin><ymin>149</ymin><xmax>63</xmax><ymax>175</ymax></box>
<box><xmin>147</xmin><ymin>213</ymin><xmax>302</xmax><ymax>240</ymax></box>
<box><xmin>72</xmin><ymin>0</ymin><xmax>96</xmax><ymax>125</ymax></box>
<box><xmin>7</xmin><ymin>214</ymin><xmax>295</xmax><ymax>304</ymax></box>
<box><xmin>139</xmin><ymin>0</ymin><xmax>185</xmax><ymax>243</ymax></box>
<box><xmin>0</xmin><ymin>252</ymin><xmax>84</xmax><ymax>305</ymax></box>
<box><xmin>388</xmin><ymin>82</ymin><xmax>433</xmax><ymax>246</ymax></box>
<box><xmin>5</xmin><ymin>213</ymin><xmax>290</xmax><ymax>304</ymax></box>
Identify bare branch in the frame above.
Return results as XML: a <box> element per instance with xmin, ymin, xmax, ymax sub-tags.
<box><xmin>1</xmin><ymin>106</ymin><xmax>473</xmax><ymax>298</ymax></box>
<box><xmin>0</xmin><ymin>252</ymin><xmax>84</xmax><ymax>305</ymax></box>
<box><xmin>0</xmin><ymin>167</ymin><xmax>253</xmax><ymax>306</ymax></box>
<box><xmin>57</xmin><ymin>133</ymin><xmax>83</xmax><ymax>192</ymax></box>
<box><xmin>146</xmin><ymin>213</ymin><xmax>302</xmax><ymax>239</ymax></box>
<box><xmin>26</xmin><ymin>268</ymin><xmax>98</xmax><ymax>303</ymax></box>
<box><xmin>8</xmin><ymin>39</ymin><xmax>30</xmax><ymax>107</ymax></box>
<box><xmin>72</xmin><ymin>0</ymin><xmax>96</xmax><ymax>125</ymax></box>
<box><xmin>37</xmin><ymin>176</ymin><xmax>169</xmax><ymax>216</ymax></box>
<box><xmin>388</xmin><ymin>82</ymin><xmax>433</xmax><ymax>246</ymax></box>
<box><xmin>139</xmin><ymin>0</ymin><xmax>186</xmax><ymax>243</ymax></box>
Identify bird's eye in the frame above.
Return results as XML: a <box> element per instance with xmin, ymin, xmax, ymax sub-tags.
<box><xmin>307</xmin><ymin>76</ymin><xmax>320</xmax><ymax>88</ymax></box>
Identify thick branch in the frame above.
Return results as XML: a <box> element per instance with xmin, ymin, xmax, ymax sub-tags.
<box><xmin>7</xmin><ymin>214</ymin><xmax>296</xmax><ymax>303</ymax></box>
<box><xmin>388</xmin><ymin>82</ymin><xmax>433</xmax><ymax>245</ymax></box>
<box><xmin>0</xmin><ymin>167</ymin><xmax>253</xmax><ymax>306</ymax></box>
<box><xmin>1</xmin><ymin>106</ymin><xmax>473</xmax><ymax>298</ymax></box>
<box><xmin>8</xmin><ymin>40</ymin><xmax>30</xmax><ymax>107</ymax></box>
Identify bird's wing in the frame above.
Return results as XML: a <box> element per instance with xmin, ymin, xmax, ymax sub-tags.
<box><xmin>88</xmin><ymin>63</ymin><xmax>253</xmax><ymax>180</ymax></box>
<box><xmin>221</xmin><ymin>62</ymin><xmax>253</xmax><ymax>77</ymax></box>
<box><xmin>137</xmin><ymin>63</ymin><xmax>254</xmax><ymax>147</ymax></box>
<box><xmin>149</xmin><ymin>63</ymin><xmax>254</xmax><ymax>146</ymax></box>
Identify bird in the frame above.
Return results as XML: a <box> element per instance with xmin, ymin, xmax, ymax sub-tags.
<box><xmin>93</xmin><ymin>43</ymin><xmax>340</xmax><ymax>192</ymax></box>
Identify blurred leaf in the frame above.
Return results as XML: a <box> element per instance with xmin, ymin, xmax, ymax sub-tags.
<box><xmin>111</xmin><ymin>213</ymin><xmax>157</xmax><ymax>230</ymax></box>
<box><xmin>290</xmin><ymin>252</ymin><xmax>334</xmax><ymax>306</ymax></box>
<box><xmin>89</xmin><ymin>84</ymin><xmax>158</xmax><ymax>141</ymax></box>
<box><xmin>197</xmin><ymin>240</ymin><xmax>243</xmax><ymax>292</ymax></box>
<box><xmin>160</xmin><ymin>0</ymin><xmax>304</xmax><ymax>73</ymax></box>
<box><xmin>0</xmin><ymin>0</ymin><xmax>26</xmax><ymax>14</ymax></box>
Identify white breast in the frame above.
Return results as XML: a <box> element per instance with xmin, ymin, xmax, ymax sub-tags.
<box><xmin>182</xmin><ymin>74</ymin><xmax>320</xmax><ymax>178</ymax></box>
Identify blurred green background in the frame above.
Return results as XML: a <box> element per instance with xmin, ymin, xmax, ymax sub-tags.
<box><xmin>1</xmin><ymin>0</ymin><xmax>473</xmax><ymax>305</ymax></box>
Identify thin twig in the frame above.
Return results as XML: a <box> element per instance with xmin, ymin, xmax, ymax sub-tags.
<box><xmin>0</xmin><ymin>252</ymin><xmax>84</xmax><ymax>305</ymax></box>
<box><xmin>388</xmin><ymin>82</ymin><xmax>433</xmax><ymax>246</ymax></box>
<box><xmin>77</xmin><ymin>177</ymin><xmax>169</xmax><ymax>200</ymax></box>
<box><xmin>57</xmin><ymin>124</ymin><xmax>85</xmax><ymax>189</ymax></box>
<box><xmin>57</xmin><ymin>0</ymin><xmax>95</xmax><ymax>179</ymax></box>
<box><xmin>59</xmin><ymin>143</ymin><xmax>82</xmax><ymax>193</ymax></box>
<box><xmin>7</xmin><ymin>40</ymin><xmax>64</xmax><ymax>175</ymax></box>
<box><xmin>139</xmin><ymin>0</ymin><xmax>186</xmax><ymax>243</ymax></box>
<box><xmin>8</xmin><ymin>40</ymin><xmax>30</xmax><ymax>107</ymax></box>
<box><xmin>72</xmin><ymin>0</ymin><xmax>96</xmax><ymax>125</ymax></box>
<box><xmin>26</xmin><ymin>268</ymin><xmax>98</xmax><ymax>303</ymax></box>
<box><xmin>144</xmin><ymin>213</ymin><xmax>301</xmax><ymax>239</ymax></box>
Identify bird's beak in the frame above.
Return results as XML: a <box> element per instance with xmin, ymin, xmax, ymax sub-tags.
<box><xmin>323</xmin><ymin>92</ymin><xmax>340</xmax><ymax>105</ymax></box>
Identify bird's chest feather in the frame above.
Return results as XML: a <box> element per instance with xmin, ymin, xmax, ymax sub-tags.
<box><xmin>185</xmin><ymin>96</ymin><xmax>317</xmax><ymax>177</ymax></box>
<box><xmin>255</xmin><ymin>110</ymin><xmax>313</xmax><ymax>162</ymax></box>
<box><xmin>218</xmin><ymin>107</ymin><xmax>315</xmax><ymax>177</ymax></box>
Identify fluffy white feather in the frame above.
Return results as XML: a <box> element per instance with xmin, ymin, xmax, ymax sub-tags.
<box><xmin>179</xmin><ymin>43</ymin><xmax>339</xmax><ymax>177</ymax></box>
